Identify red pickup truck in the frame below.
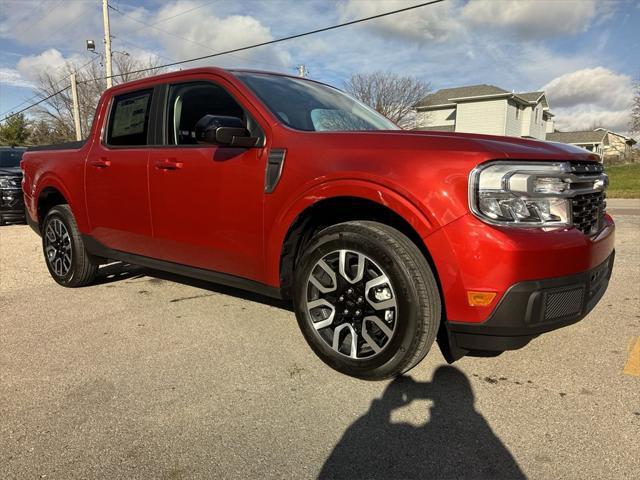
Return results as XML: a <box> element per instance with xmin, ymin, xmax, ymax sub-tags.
<box><xmin>21</xmin><ymin>68</ymin><xmax>615</xmax><ymax>380</ymax></box>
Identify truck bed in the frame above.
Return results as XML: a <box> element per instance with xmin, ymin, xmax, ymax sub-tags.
<box><xmin>27</xmin><ymin>140</ymin><xmax>87</xmax><ymax>152</ymax></box>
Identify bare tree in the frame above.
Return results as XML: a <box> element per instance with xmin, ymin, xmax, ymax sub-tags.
<box><xmin>32</xmin><ymin>55</ymin><xmax>164</xmax><ymax>144</ymax></box>
<box><xmin>344</xmin><ymin>72</ymin><xmax>430</xmax><ymax>128</ymax></box>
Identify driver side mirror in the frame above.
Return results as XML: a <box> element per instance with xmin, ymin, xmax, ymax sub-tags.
<box><xmin>194</xmin><ymin>115</ymin><xmax>259</xmax><ymax>148</ymax></box>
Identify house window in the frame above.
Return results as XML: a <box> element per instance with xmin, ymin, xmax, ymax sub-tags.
<box><xmin>515</xmin><ymin>106</ymin><xmax>520</xmax><ymax>120</ymax></box>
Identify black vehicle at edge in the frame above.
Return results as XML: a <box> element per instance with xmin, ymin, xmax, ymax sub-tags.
<box><xmin>0</xmin><ymin>146</ymin><xmax>27</xmax><ymax>225</ymax></box>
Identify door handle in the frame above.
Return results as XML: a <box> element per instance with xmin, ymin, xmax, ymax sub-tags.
<box><xmin>155</xmin><ymin>158</ymin><xmax>183</xmax><ymax>170</ymax></box>
<box><xmin>90</xmin><ymin>158</ymin><xmax>111</xmax><ymax>168</ymax></box>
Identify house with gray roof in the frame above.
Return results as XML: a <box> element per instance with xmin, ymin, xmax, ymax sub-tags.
<box><xmin>546</xmin><ymin>128</ymin><xmax>636</xmax><ymax>163</ymax></box>
<box><xmin>413</xmin><ymin>84</ymin><xmax>554</xmax><ymax>140</ymax></box>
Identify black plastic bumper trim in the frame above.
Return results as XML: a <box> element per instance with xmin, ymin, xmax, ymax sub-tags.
<box><xmin>445</xmin><ymin>252</ymin><xmax>615</xmax><ymax>354</ymax></box>
<box><xmin>26</xmin><ymin>210</ymin><xmax>40</xmax><ymax>235</ymax></box>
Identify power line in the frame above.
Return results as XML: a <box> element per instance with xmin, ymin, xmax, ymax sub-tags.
<box><xmin>0</xmin><ymin>86</ymin><xmax>71</xmax><ymax>121</ymax></box>
<box><xmin>112</xmin><ymin>35</ymin><xmax>179</xmax><ymax>65</ymax></box>
<box><xmin>108</xmin><ymin>4</ymin><xmax>287</xmax><ymax>70</ymax></box>
<box><xmin>98</xmin><ymin>0</ymin><xmax>446</xmax><ymax>80</ymax></box>
<box><xmin>10</xmin><ymin>0</ymin><xmax>59</xmax><ymax>38</ymax></box>
<box><xmin>0</xmin><ymin>57</ymin><xmax>98</xmax><ymax>121</ymax></box>
<box><xmin>0</xmin><ymin>56</ymin><xmax>100</xmax><ymax>119</ymax></box>
<box><xmin>150</xmin><ymin>0</ymin><xmax>217</xmax><ymax>26</ymax></box>
<box><xmin>0</xmin><ymin>0</ymin><xmax>446</xmax><ymax>122</ymax></box>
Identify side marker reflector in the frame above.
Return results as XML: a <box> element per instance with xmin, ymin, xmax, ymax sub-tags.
<box><xmin>467</xmin><ymin>291</ymin><xmax>497</xmax><ymax>307</ymax></box>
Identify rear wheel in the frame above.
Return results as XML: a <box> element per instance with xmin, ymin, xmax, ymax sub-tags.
<box><xmin>293</xmin><ymin>221</ymin><xmax>441</xmax><ymax>380</ymax></box>
<box><xmin>42</xmin><ymin>205</ymin><xmax>98</xmax><ymax>287</ymax></box>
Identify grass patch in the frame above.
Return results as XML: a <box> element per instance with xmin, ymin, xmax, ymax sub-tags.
<box><xmin>606</xmin><ymin>163</ymin><xmax>640</xmax><ymax>198</ymax></box>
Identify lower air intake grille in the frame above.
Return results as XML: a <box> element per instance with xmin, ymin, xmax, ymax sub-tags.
<box><xmin>544</xmin><ymin>287</ymin><xmax>584</xmax><ymax>321</ymax></box>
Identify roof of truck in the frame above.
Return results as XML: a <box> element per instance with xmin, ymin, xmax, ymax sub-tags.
<box><xmin>106</xmin><ymin>67</ymin><xmax>334</xmax><ymax>95</ymax></box>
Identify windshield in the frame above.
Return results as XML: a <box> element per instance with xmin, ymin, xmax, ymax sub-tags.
<box><xmin>0</xmin><ymin>149</ymin><xmax>24</xmax><ymax>168</ymax></box>
<box><xmin>234</xmin><ymin>72</ymin><xmax>399</xmax><ymax>132</ymax></box>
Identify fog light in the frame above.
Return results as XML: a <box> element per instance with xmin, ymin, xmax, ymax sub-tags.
<box><xmin>467</xmin><ymin>291</ymin><xmax>497</xmax><ymax>307</ymax></box>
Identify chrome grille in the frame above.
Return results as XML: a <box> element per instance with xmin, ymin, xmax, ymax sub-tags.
<box><xmin>572</xmin><ymin>191</ymin><xmax>606</xmax><ymax>235</ymax></box>
<box><xmin>566</xmin><ymin>162</ymin><xmax>607</xmax><ymax>235</ymax></box>
<box><xmin>3</xmin><ymin>176</ymin><xmax>22</xmax><ymax>189</ymax></box>
<box><xmin>568</xmin><ymin>162</ymin><xmax>604</xmax><ymax>174</ymax></box>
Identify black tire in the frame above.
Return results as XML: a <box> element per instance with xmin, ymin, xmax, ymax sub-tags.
<box><xmin>293</xmin><ymin>221</ymin><xmax>441</xmax><ymax>380</ymax></box>
<box><xmin>42</xmin><ymin>205</ymin><xmax>98</xmax><ymax>287</ymax></box>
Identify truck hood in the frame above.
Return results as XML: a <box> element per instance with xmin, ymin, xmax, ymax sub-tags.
<box><xmin>408</xmin><ymin>130</ymin><xmax>600</xmax><ymax>161</ymax></box>
<box><xmin>312</xmin><ymin>130</ymin><xmax>600</xmax><ymax>163</ymax></box>
<box><xmin>0</xmin><ymin>166</ymin><xmax>22</xmax><ymax>176</ymax></box>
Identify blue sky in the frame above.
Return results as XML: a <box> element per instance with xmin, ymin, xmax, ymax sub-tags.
<box><xmin>1</xmin><ymin>0</ymin><xmax>638</xmax><ymax>133</ymax></box>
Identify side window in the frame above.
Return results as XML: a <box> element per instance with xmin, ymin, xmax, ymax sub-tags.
<box><xmin>106</xmin><ymin>89</ymin><xmax>153</xmax><ymax>146</ymax></box>
<box><xmin>167</xmin><ymin>82</ymin><xmax>245</xmax><ymax>145</ymax></box>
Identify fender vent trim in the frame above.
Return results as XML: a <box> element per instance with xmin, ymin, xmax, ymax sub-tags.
<box><xmin>265</xmin><ymin>148</ymin><xmax>286</xmax><ymax>193</ymax></box>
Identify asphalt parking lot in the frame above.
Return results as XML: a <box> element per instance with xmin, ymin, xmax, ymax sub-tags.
<box><xmin>1</xmin><ymin>199</ymin><xmax>638</xmax><ymax>479</ymax></box>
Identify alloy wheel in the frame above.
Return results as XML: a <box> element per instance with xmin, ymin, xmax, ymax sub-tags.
<box><xmin>44</xmin><ymin>218</ymin><xmax>72</xmax><ymax>277</ymax></box>
<box><xmin>305</xmin><ymin>249</ymin><xmax>398</xmax><ymax>359</ymax></box>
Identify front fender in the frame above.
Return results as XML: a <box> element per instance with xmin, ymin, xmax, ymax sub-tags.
<box><xmin>265</xmin><ymin>179</ymin><xmax>437</xmax><ymax>287</ymax></box>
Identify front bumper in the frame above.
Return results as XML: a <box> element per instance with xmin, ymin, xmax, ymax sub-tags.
<box><xmin>444</xmin><ymin>252</ymin><xmax>614</xmax><ymax>357</ymax></box>
<box><xmin>0</xmin><ymin>188</ymin><xmax>26</xmax><ymax>223</ymax></box>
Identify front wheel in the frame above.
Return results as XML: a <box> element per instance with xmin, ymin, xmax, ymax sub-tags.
<box><xmin>42</xmin><ymin>205</ymin><xmax>98</xmax><ymax>287</ymax></box>
<box><xmin>293</xmin><ymin>221</ymin><xmax>441</xmax><ymax>380</ymax></box>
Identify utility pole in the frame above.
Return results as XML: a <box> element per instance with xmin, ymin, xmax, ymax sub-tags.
<box><xmin>70</xmin><ymin>73</ymin><xmax>82</xmax><ymax>141</ymax></box>
<box><xmin>102</xmin><ymin>0</ymin><xmax>113</xmax><ymax>88</ymax></box>
<box><xmin>297</xmin><ymin>65</ymin><xmax>308</xmax><ymax>78</ymax></box>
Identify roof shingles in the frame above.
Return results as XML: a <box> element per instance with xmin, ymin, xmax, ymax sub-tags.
<box><xmin>546</xmin><ymin>131</ymin><xmax>607</xmax><ymax>144</ymax></box>
<box><xmin>415</xmin><ymin>84</ymin><xmax>547</xmax><ymax>109</ymax></box>
<box><xmin>414</xmin><ymin>84</ymin><xmax>508</xmax><ymax>108</ymax></box>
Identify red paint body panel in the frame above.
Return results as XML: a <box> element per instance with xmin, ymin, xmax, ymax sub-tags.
<box><xmin>146</xmin><ymin>145</ymin><xmax>265</xmax><ymax>279</ymax></box>
<box><xmin>423</xmin><ymin>213</ymin><xmax>615</xmax><ymax>323</ymax></box>
<box><xmin>21</xmin><ymin>67</ymin><xmax>615</xmax><ymax>327</ymax></box>
<box><xmin>86</xmin><ymin>143</ymin><xmax>152</xmax><ymax>255</ymax></box>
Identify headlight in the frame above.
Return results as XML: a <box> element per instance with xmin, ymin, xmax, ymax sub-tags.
<box><xmin>0</xmin><ymin>177</ymin><xmax>13</xmax><ymax>189</ymax></box>
<box><xmin>469</xmin><ymin>161</ymin><xmax>607</xmax><ymax>228</ymax></box>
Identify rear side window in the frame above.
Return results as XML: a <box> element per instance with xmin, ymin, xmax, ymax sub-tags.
<box><xmin>106</xmin><ymin>89</ymin><xmax>153</xmax><ymax>146</ymax></box>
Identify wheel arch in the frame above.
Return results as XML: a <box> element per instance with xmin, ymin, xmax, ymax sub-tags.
<box><xmin>275</xmin><ymin>190</ymin><xmax>439</xmax><ymax>301</ymax></box>
<box><xmin>33</xmin><ymin>172</ymin><xmax>88</xmax><ymax>231</ymax></box>
<box><xmin>37</xmin><ymin>186</ymin><xmax>70</xmax><ymax>224</ymax></box>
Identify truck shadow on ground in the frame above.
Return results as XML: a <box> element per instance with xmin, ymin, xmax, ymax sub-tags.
<box><xmin>320</xmin><ymin>366</ymin><xmax>525</xmax><ymax>480</ymax></box>
<box><xmin>93</xmin><ymin>262</ymin><xmax>146</xmax><ymax>285</ymax></box>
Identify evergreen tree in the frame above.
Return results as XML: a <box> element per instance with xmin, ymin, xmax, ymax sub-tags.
<box><xmin>0</xmin><ymin>113</ymin><xmax>30</xmax><ymax>145</ymax></box>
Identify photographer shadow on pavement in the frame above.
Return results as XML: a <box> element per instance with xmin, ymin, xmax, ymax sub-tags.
<box><xmin>319</xmin><ymin>366</ymin><xmax>525</xmax><ymax>480</ymax></box>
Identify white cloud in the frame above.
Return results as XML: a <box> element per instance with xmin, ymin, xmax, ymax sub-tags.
<box><xmin>0</xmin><ymin>0</ymin><xmax>633</xmax><ymax>127</ymax></box>
<box><xmin>543</xmin><ymin>67</ymin><xmax>634</xmax><ymax>133</ymax></box>
<box><xmin>339</xmin><ymin>0</ymin><xmax>462</xmax><ymax>43</ymax></box>
<box><xmin>0</xmin><ymin>67</ymin><xmax>34</xmax><ymax>88</ymax></box>
<box><xmin>143</xmin><ymin>1</ymin><xmax>292</xmax><ymax>69</ymax></box>
<box><xmin>0</xmin><ymin>0</ymin><xmax>98</xmax><ymax>46</ymax></box>
<box><xmin>543</xmin><ymin>67</ymin><xmax>633</xmax><ymax>110</ymax></box>
<box><xmin>553</xmin><ymin>108</ymin><xmax>631</xmax><ymax>133</ymax></box>
<box><xmin>462</xmin><ymin>0</ymin><xmax>599</xmax><ymax>39</ymax></box>
<box><xmin>16</xmin><ymin>49</ymin><xmax>82</xmax><ymax>82</ymax></box>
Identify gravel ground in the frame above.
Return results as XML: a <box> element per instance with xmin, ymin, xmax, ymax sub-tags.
<box><xmin>1</xmin><ymin>199</ymin><xmax>638</xmax><ymax>479</ymax></box>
